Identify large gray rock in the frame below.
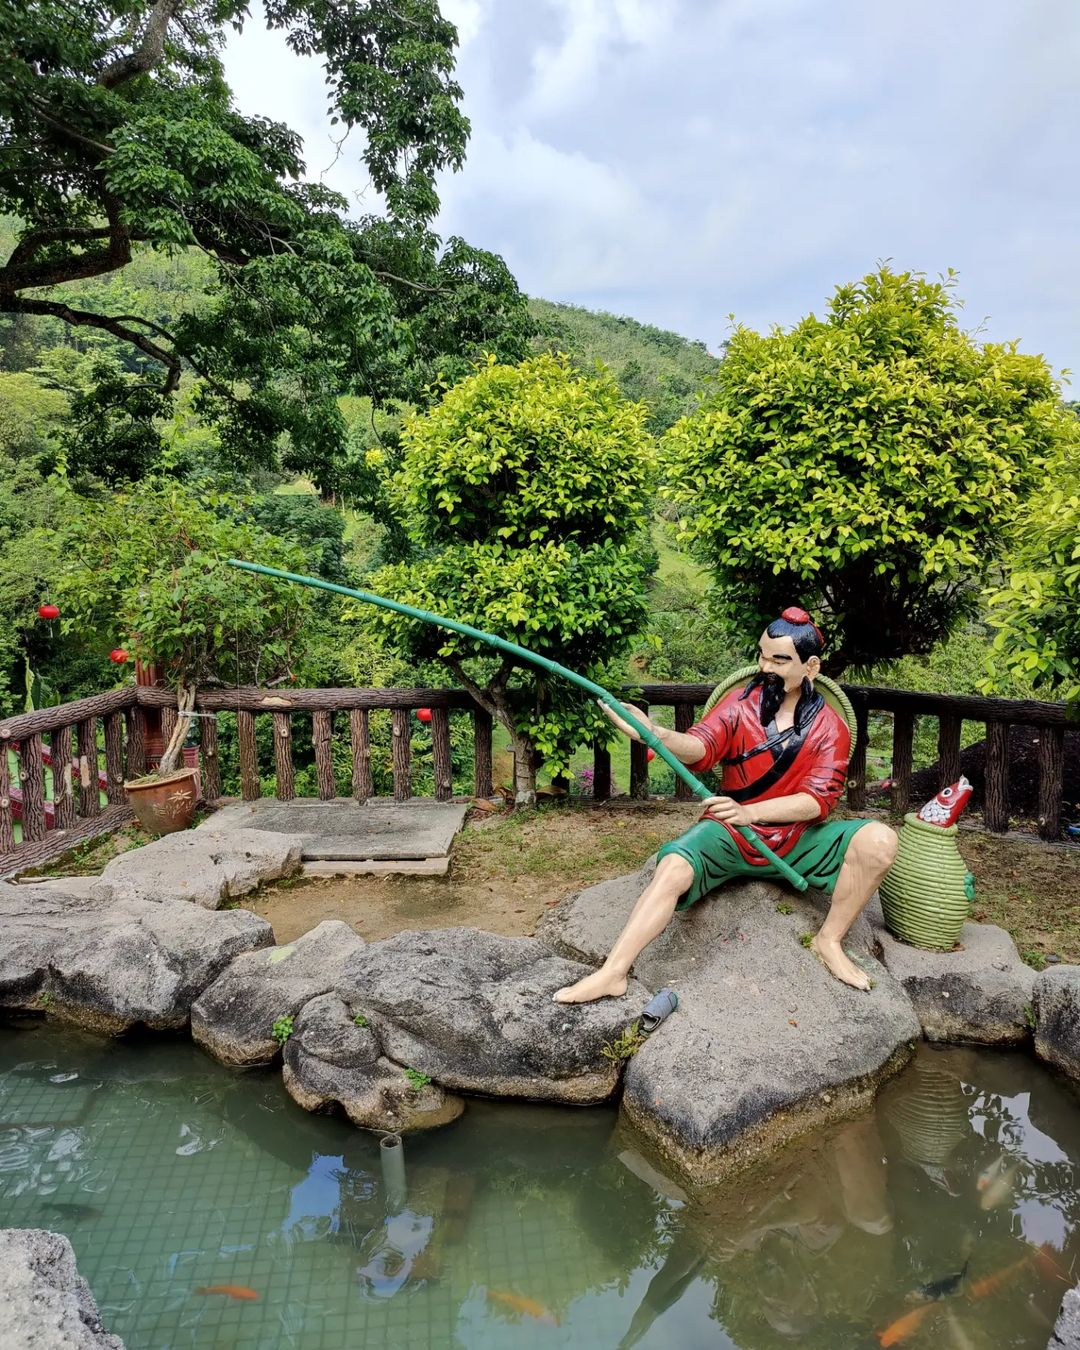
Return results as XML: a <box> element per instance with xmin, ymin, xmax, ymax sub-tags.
<box><xmin>92</xmin><ymin>827</ymin><xmax>302</xmax><ymax>908</ymax></box>
<box><xmin>877</xmin><ymin>922</ymin><xmax>1035</xmax><ymax>1045</ymax></box>
<box><xmin>0</xmin><ymin>1228</ymin><xmax>123</xmax><ymax>1349</ymax></box>
<box><xmin>283</xmin><ymin>992</ymin><xmax>465</xmax><ymax>1132</ymax></box>
<box><xmin>192</xmin><ymin>920</ymin><xmax>366</xmax><ymax>1066</ymax></box>
<box><xmin>0</xmin><ymin>884</ymin><xmax>273</xmax><ymax>1033</ymax></box>
<box><xmin>1050</xmin><ymin>1287</ymin><xmax>1080</xmax><ymax>1349</ymax></box>
<box><xmin>337</xmin><ymin>928</ymin><xmax>650</xmax><ymax>1103</ymax></box>
<box><xmin>538</xmin><ymin>863</ymin><xmax>920</xmax><ymax>1183</ymax></box>
<box><xmin>1034</xmin><ymin>965</ymin><xmax>1080</xmax><ymax>1080</ymax></box>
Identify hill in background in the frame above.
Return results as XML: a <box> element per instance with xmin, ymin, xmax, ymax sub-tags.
<box><xmin>529</xmin><ymin>297</ymin><xmax>719</xmax><ymax>431</ymax></box>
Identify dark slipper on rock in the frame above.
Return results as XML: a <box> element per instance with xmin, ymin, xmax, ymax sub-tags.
<box><xmin>640</xmin><ymin>989</ymin><xmax>679</xmax><ymax>1034</ymax></box>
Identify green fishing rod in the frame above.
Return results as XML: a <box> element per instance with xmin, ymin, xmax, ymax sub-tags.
<box><xmin>227</xmin><ymin>558</ymin><xmax>808</xmax><ymax>890</ymax></box>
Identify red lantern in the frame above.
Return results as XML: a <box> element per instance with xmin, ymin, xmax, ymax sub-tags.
<box><xmin>646</xmin><ymin>748</ymin><xmax>656</xmax><ymax>762</ymax></box>
<box><xmin>416</xmin><ymin>707</ymin><xmax>432</xmax><ymax>723</ymax></box>
<box><xmin>109</xmin><ymin>648</ymin><xmax>129</xmax><ymax>664</ymax></box>
<box><xmin>38</xmin><ymin>603</ymin><xmax>59</xmax><ymax>621</ymax></box>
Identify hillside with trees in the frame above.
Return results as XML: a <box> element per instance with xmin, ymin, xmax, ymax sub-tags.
<box><xmin>529</xmin><ymin>297</ymin><xmax>718</xmax><ymax>432</ymax></box>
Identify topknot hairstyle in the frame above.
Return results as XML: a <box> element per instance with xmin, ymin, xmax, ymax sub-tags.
<box><xmin>765</xmin><ymin>606</ymin><xmax>824</xmax><ymax>661</ymax></box>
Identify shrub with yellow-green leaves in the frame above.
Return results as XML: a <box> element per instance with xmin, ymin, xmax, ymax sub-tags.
<box><xmin>663</xmin><ymin>266</ymin><xmax>1072</xmax><ymax>672</ymax></box>
<box><xmin>358</xmin><ymin>353</ymin><xmax>656</xmax><ymax>801</ymax></box>
<box><xmin>985</xmin><ymin>432</ymin><xmax>1080</xmax><ymax>709</ymax></box>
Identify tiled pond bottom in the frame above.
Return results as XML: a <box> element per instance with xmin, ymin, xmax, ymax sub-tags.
<box><xmin>1</xmin><ymin>1021</ymin><xmax>1078</xmax><ymax>1350</ymax></box>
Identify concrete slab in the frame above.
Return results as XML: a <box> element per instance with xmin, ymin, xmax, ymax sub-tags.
<box><xmin>203</xmin><ymin>798</ymin><xmax>468</xmax><ymax>862</ymax></box>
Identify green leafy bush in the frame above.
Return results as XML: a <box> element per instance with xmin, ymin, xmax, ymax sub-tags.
<box><xmin>984</xmin><ymin>435</ymin><xmax>1080</xmax><ymax>708</ymax></box>
<box><xmin>359</xmin><ymin>354</ymin><xmax>656</xmax><ymax>800</ymax></box>
<box><xmin>664</xmin><ymin>266</ymin><xmax>1072</xmax><ymax>672</ymax></box>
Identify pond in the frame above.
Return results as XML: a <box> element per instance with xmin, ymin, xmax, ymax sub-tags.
<box><xmin>0</xmin><ymin>1021</ymin><xmax>1076</xmax><ymax>1349</ymax></box>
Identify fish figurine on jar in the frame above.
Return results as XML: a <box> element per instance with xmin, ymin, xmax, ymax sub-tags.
<box><xmin>879</xmin><ymin>777</ymin><xmax>977</xmax><ymax>950</ymax></box>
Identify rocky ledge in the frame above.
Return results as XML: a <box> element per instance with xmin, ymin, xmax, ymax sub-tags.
<box><xmin>6</xmin><ymin>836</ymin><xmax>1077</xmax><ymax>1187</ymax></box>
<box><xmin>337</xmin><ymin>927</ymin><xmax>651</xmax><ymax>1104</ymax></box>
<box><xmin>538</xmin><ymin>862</ymin><xmax>920</xmax><ymax>1183</ymax></box>
<box><xmin>192</xmin><ymin>919</ymin><xmax>365</xmax><ymax>1067</ymax></box>
<box><xmin>876</xmin><ymin>921</ymin><xmax>1036</xmax><ymax>1046</ymax></box>
<box><xmin>1050</xmin><ymin>1286</ymin><xmax>1080</xmax><ymax>1349</ymax></box>
<box><xmin>0</xmin><ymin>1228</ymin><xmax>123</xmax><ymax>1349</ymax></box>
<box><xmin>91</xmin><ymin>826</ymin><xmax>302</xmax><ymax>909</ymax></box>
<box><xmin>0</xmin><ymin>881</ymin><xmax>272</xmax><ymax>1033</ymax></box>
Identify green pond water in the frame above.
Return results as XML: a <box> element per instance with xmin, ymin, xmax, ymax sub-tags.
<box><xmin>1</xmin><ymin>1022</ymin><xmax>1077</xmax><ymax>1350</ymax></box>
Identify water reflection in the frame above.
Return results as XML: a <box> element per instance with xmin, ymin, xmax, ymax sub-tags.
<box><xmin>0</xmin><ymin>1022</ymin><xmax>1077</xmax><ymax>1349</ymax></box>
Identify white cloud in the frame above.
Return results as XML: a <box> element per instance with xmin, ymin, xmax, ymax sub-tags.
<box><xmin>221</xmin><ymin>0</ymin><xmax>1080</xmax><ymax>383</ymax></box>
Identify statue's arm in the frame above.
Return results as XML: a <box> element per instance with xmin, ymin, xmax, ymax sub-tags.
<box><xmin>598</xmin><ymin>701</ymin><xmax>714</xmax><ymax>765</ymax></box>
<box><xmin>703</xmin><ymin>792</ymin><xmax>821</xmax><ymax>827</ymax></box>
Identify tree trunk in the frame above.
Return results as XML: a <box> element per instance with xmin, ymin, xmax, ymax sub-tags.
<box><xmin>156</xmin><ymin>683</ymin><xmax>195</xmax><ymax>775</ymax></box>
<box><xmin>511</xmin><ymin>735</ymin><xmax>537</xmax><ymax>807</ymax></box>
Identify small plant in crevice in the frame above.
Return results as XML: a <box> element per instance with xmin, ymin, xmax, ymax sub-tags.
<box><xmin>403</xmin><ymin>1067</ymin><xmax>431</xmax><ymax>1091</ymax></box>
<box><xmin>38</xmin><ymin>991</ymin><xmax>53</xmax><ymax>1009</ymax></box>
<box><xmin>1024</xmin><ymin>1003</ymin><xmax>1036</xmax><ymax>1031</ymax></box>
<box><xmin>601</xmin><ymin>1021</ymin><xmax>647</xmax><ymax>1062</ymax></box>
<box><xmin>353</xmin><ymin>1013</ymin><xmax>369</xmax><ymax>1028</ymax></box>
<box><xmin>799</xmin><ymin>932</ymin><xmax>815</xmax><ymax>949</ymax></box>
<box><xmin>775</xmin><ymin>902</ymin><xmax>793</xmax><ymax>916</ymax></box>
<box><xmin>271</xmin><ymin>1014</ymin><xmax>294</xmax><ymax>1047</ymax></box>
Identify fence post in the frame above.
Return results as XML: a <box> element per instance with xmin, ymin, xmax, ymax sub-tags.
<box><xmin>937</xmin><ymin>713</ymin><xmax>962</xmax><ymax>786</ymax></box>
<box><xmin>984</xmin><ymin>722</ymin><xmax>1010</xmax><ymax>833</ymax></box>
<box><xmin>431</xmin><ymin>706</ymin><xmax>453</xmax><ymax>801</ymax></box>
<box><xmin>273</xmin><ymin>712</ymin><xmax>295</xmax><ymax>800</ymax></box>
<box><xmin>890</xmin><ymin>711</ymin><xmax>914</xmax><ymax>815</ymax></box>
<box><xmin>1037</xmin><ymin>727</ymin><xmax>1065</xmax><ymax>841</ymax></box>
<box><xmin>391</xmin><ymin>708</ymin><xmax>412</xmax><ymax>802</ymax></box>
<box><xmin>350</xmin><ymin>708</ymin><xmax>373</xmax><ymax>800</ymax></box>
<box><xmin>237</xmin><ymin>710</ymin><xmax>260</xmax><ymax>800</ymax></box>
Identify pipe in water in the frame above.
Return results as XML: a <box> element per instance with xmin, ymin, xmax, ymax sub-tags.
<box><xmin>380</xmin><ymin>1132</ymin><xmax>406</xmax><ymax>1210</ymax></box>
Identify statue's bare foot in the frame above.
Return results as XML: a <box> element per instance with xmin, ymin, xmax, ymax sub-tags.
<box><xmin>810</xmin><ymin>935</ymin><xmax>871</xmax><ymax>992</ymax></box>
<box><xmin>552</xmin><ymin>969</ymin><xmax>628</xmax><ymax>1004</ymax></box>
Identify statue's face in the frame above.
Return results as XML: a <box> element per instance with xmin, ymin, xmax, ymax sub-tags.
<box><xmin>758</xmin><ymin>631</ymin><xmax>820</xmax><ymax>695</ymax></box>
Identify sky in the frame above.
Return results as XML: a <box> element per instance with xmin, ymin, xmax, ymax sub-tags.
<box><xmin>223</xmin><ymin>0</ymin><xmax>1080</xmax><ymax>383</ymax></box>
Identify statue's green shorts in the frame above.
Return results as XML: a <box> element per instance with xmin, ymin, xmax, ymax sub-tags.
<box><xmin>657</xmin><ymin>818</ymin><xmax>873</xmax><ymax>910</ymax></box>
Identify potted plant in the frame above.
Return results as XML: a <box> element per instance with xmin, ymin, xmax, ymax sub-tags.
<box><xmin>54</xmin><ymin>479</ymin><xmax>311</xmax><ymax>834</ymax></box>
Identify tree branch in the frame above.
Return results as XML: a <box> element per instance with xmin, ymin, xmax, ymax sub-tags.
<box><xmin>99</xmin><ymin>0</ymin><xmax>187</xmax><ymax>88</ymax></box>
<box><xmin>1</xmin><ymin>297</ymin><xmax>182</xmax><ymax>393</ymax></box>
<box><xmin>6</xmin><ymin>226</ymin><xmax>114</xmax><ymax>271</ymax></box>
<box><xmin>28</xmin><ymin>97</ymin><xmax>115</xmax><ymax>158</ymax></box>
<box><xmin>445</xmin><ymin>657</ymin><xmax>499</xmax><ymax>720</ymax></box>
<box><xmin>372</xmin><ymin>270</ymin><xmax>444</xmax><ymax>295</ymax></box>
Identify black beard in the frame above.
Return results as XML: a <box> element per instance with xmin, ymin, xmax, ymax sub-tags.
<box><xmin>757</xmin><ymin>673</ymin><xmax>786</xmax><ymax>725</ymax></box>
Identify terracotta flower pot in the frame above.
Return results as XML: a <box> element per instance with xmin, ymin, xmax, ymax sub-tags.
<box><xmin>125</xmin><ymin>768</ymin><xmax>199</xmax><ymax>836</ymax></box>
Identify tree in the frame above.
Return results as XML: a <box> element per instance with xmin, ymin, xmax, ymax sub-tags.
<box><xmin>53</xmin><ymin>478</ymin><xmax>312</xmax><ymax>771</ymax></box>
<box><xmin>663</xmin><ymin>266</ymin><xmax>1072</xmax><ymax>671</ymax></box>
<box><xmin>984</xmin><ymin>430</ymin><xmax>1080</xmax><ymax>709</ymax></box>
<box><xmin>359</xmin><ymin>354</ymin><xmax>656</xmax><ymax>803</ymax></box>
<box><xmin>0</xmin><ymin>2</ymin><xmax>533</xmax><ymax>487</ymax></box>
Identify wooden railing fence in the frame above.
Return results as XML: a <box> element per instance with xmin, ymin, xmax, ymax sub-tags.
<box><xmin>0</xmin><ymin>680</ymin><xmax>1074</xmax><ymax>876</ymax></box>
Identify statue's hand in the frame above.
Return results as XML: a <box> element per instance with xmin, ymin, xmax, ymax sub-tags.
<box><xmin>597</xmin><ymin>699</ymin><xmax>656</xmax><ymax>743</ymax></box>
<box><xmin>702</xmin><ymin>796</ymin><xmax>752</xmax><ymax>827</ymax></box>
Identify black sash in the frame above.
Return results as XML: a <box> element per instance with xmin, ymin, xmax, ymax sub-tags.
<box><xmin>720</xmin><ymin>684</ymin><xmax>825</xmax><ymax>803</ymax></box>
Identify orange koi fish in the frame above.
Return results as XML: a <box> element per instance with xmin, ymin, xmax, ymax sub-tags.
<box><xmin>877</xmin><ymin>1301</ymin><xmax>933</xmax><ymax>1346</ymax></box>
<box><xmin>486</xmin><ymin>1288</ymin><xmax>557</xmax><ymax>1326</ymax></box>
<box><xmin>966</xmin><ymin>1253</ymin><xmax>1032</xmax><ymax>1300</ymax></box>
<box><xmin>195</xmin><ymin>1284</ymin><xmax>259</xmax><ymax>1301</ymax></box>
<box><xmin>1032</xmin><ymin>1242</ymin><xmax>1070</xmax><ymax>1284</ymax></box>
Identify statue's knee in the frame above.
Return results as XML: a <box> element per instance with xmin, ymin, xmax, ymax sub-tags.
<box><xmin>859</xmin><ymin>822</ymin><xmax>898</xmax><ymax>871</ymax></box>
<box><xmin>655</xmin><ymin>853</ymin><xmax>693</xmax><ymax>891</ymax></box>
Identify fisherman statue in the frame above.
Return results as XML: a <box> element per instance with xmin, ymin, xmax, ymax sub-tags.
<box><xmin>554</xmin><ymin>607</ymin><xmax>898</xmax><ymax>1002</ymax></box>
